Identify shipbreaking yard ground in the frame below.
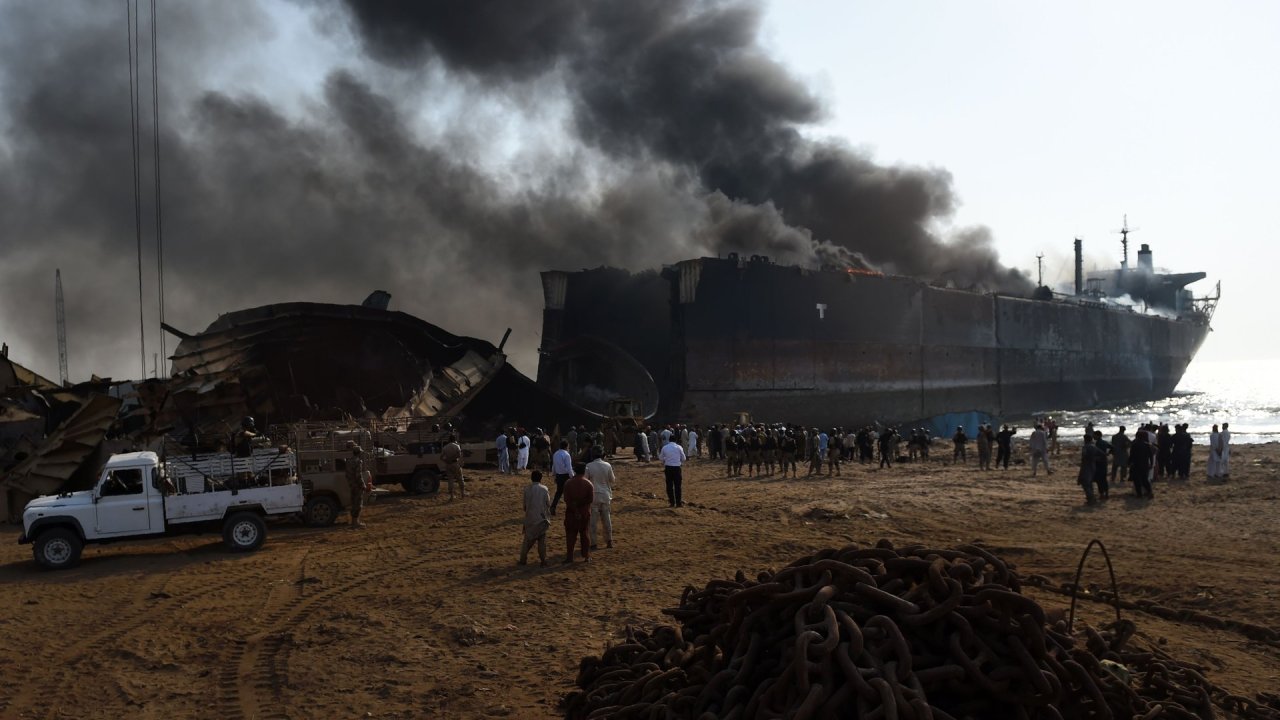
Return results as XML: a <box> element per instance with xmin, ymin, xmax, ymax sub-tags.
<box><xmin>1</xmin><ymin>444</ymin><xmax>1277</xmax><ymax>719</ymax></box>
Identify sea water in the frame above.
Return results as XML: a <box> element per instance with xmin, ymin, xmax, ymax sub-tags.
<box><xmin>1043</xmin><ymin>359</ymin><xmax>1279</xmax><ymax>445</ymax></box>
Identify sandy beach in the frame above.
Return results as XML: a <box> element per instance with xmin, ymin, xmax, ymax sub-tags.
<box><xmin>0</xmin><ymin>441</ymin><xmax>1276</xmax><ymax>719</ymax></box>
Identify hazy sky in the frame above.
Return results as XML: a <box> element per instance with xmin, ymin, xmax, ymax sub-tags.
<box><xmin>0</xmin><ymin>0</ymin><xmax>1270</xmax><ymax>384</ymax></box>
<box><xmin>761</xmin><ymin>0</ymin><xmax>1275</xmax><ymax>362</ymax></box>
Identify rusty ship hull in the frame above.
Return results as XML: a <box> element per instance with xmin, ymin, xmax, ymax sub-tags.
<box><xmin>537</xmin><ymin>256</ymin><xmax>1212</xmax><ymax>427</ymax></box>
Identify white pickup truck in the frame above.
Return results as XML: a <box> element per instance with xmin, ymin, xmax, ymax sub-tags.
<box><xmin>18</xmin><ymin>450</ymin><xmax>304</xmax><ymax>570</ymax></box>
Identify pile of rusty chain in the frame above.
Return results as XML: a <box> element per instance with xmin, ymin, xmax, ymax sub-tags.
<box><xmin>564</xmin><ymin>540</ymin><xmax>1280</xmax><ymax>720</ymax></box>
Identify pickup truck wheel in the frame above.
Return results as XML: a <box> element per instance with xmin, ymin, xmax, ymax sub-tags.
<box><xmin>404</xmin><ymin>467</ymin><xmax>440</xmax><ymax>496</ymax></box>
<box><xmin>303</xmin><ymin>495</ymin><xmax>340</xmax><ymax>527</ymax></box>
<box><xmin>34</xmin><ymin>528</ymin><xmax>83</xmax><ymax>570</ymax></box>
<box><xmin>223</xmin><ymin>512</ymin><xmax>267</xmax><ymax>552</ymax></box>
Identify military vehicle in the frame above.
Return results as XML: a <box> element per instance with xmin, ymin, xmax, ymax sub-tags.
<box><xmin>289</xmin><ymin>421</ymin><xmax>488</xmax><ymax>524</ymax></box>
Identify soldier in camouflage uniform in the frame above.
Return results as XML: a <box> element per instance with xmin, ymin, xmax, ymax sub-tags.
<box><xmin>745</xmin><ymin>431</ymin><xmax>763</xmax><ymax>477</ymax></box>
<box><xmin>726</xmin><ymin>432</ymin><xmax>745</xmax><ymax>477</ymax></box>
<box><xmin>780</xmin><ymin>430</ymin><xmax>798</xmax><ymax>478</ymax></box>
<box><xmin>442</xmin><ymin>434</ymin><xmax>465</xmax><ymax>499</ymax></box>
<box><xmin>762</xmin><ymin>430</ymin><xmax>777</xmax><ymax>476</ymax></box>
<box><xmin>344</xmin><ymin>445</ymin><xmax>366</xmax><ymax>529</ymax></box>
<box><xmin>827</xmin><ymin>429</ymin><xmax>843</xmax><ymax>476</ymax></box>
<box><xmin>531</xmin><ymin>429</ymin><xmax>552</xmax><ymax>472</ymax></box>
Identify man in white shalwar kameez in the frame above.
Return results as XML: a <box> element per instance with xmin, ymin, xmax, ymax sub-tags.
<box><xmin>686</xmin><ymin>428</ymin><xmax>699</xmax><ymax>458</ymax></box>
<box><xmin>1207</xmin><ymin>425</ymin><xmax>1222</xmax><ymax>479</ymax></box>
<box><xmin>586</xmin><ymin>454</ymin><xmax>616</xmax><ymax>550</ymax></box>
<box><xmin>519</xmin><ymin>471</ymin><xmax>551</xmax><ymax>566</ymax></box>
<box><xmin>517</xmin><ymin>432</ymin><xmax>531</xmax><ymax>471</ymax></box>
<box><xmin>1219</xmin><ymin>423</ymin><xmax>1231</xmax><ymax>477</ymax></box>
<box><xmin>496</xmin><ymin>432</ymin><xmax>510</xmax><ymax>474</ymax></box>
<box><xmin>635</xmin><ymin>429</ymin><xmax>650</xmax><ymax>463</ymax></box>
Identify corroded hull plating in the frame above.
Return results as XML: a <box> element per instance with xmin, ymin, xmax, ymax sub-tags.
<box><xmin>538</xmin><ymin>257</ymin><xmax>1211</xmax><ymax>426</ymax></box>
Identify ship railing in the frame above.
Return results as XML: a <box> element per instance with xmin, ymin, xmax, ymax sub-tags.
<box><xmin>1188</xmin><ymin>280</ymin><xmax>1221</xmax><ymax>323</ymax></box>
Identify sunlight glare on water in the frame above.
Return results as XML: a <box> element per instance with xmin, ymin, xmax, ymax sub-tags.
<box><xmin>1045</xmin><ymin>360</ymin><xmax>1279</xmax><ymax>444</ymax></box>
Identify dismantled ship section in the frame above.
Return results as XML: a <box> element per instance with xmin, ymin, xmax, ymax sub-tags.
<box><xmin>165</xmin><ymin>297</ymin><xmax>601</xmax><ymax>440</ymax></box>
<box><xmin>538</xmin><ymin>254</ymin><xmax>1212</xmax><ymax>428</ymax></box>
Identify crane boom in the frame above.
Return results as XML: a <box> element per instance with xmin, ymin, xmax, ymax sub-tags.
<box><xmin>55</xmin><ymin>269</ymin><xmax>68</xmax><ymax>386</ymax></box>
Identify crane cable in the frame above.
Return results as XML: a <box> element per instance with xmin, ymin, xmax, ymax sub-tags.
<box><xmin>150</xmin><ymin>0</ymin><xmax>166</xmax><ymax>371</ymax></box>
<box><xmin>126</xmin><ymin>0</ymin><xmax>146</xmax><ymax>379</ymax></box>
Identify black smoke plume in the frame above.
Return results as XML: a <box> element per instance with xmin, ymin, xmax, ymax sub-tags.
<box><xmin>0</xmin><ymin>0</ymin><xmax>1030</xmax><ymax>382</ymax></box>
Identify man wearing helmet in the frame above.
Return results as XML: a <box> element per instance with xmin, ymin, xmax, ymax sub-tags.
<box><xmin>441</xmin><ymin>434</ymin><xmax>466</xmax><ymax>500</ymax></box>
<box><xmin>235</xmin><ymin>417</ymin><xmax>258</xmax><ymax>458</ymax></box>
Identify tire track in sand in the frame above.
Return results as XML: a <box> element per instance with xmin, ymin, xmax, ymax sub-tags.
<box><xmin>10</xmin><ymin>550</ymin><xmax>293</xmax><ymax>720</ymax></box>
<box><xmin>213</xmin><ymin>522</ymin><xmax>479</xmax><ymax>719</ymax></box>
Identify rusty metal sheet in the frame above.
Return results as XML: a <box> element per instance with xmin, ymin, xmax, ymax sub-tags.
<box><xmin>1</xmin><ymin>393</ymin><xmax>122</xmax><ymax>498</ymax></box>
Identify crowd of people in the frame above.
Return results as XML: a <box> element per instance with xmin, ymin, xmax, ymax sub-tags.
<box><xmin>1066</xmin><ymin>420</ymin><xmax>1232</xmax><ymax>505</ymax></box>
<box><xmin>513</xmin><ymin>433</ymin><xmax>690</xmax><ymax>566</ymax></box>
<box><xmin>630</xmin><ymin>423</ymin><xmax>951</xmax><ymax>476</ymax></box>
<box><xmin>488</xmin><ymin>415</ymin><xmax>1235</xmax><ymax>564</ymax></box>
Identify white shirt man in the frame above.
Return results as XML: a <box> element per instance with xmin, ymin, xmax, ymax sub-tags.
<box><xmin>552</xmin><ymin>446</ymin><xmax>574</xmax><ymax>477</ymax></box>
<box><xmin>586</xmin><ymin>456</ymin><xmax>616</xmax><ymax>549</ymax></box>
<box><xmin>659</xmin><ymin>440</ymin><xmax>687</xmax><ymax>508</ymax></box>
<box><xmin>1029</xmin><ymin>426</ymin><xmax>1051</xmax><ymax>476</ymax></box>
<box><xmin>550</xmin><ymin>442</ymin><xmax>575</xmax><ymax>514</ymax></box>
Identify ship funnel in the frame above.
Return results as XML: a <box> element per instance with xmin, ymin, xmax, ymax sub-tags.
<box><xmin>1074</xmin><ymin>238</ymin><xmax>1083</xmax><ymax>296</ymax></box>
<box><xmin>1138</xmin><ymin>243</ymin><xmax>1153</xmax><ymax>272</ymax></box>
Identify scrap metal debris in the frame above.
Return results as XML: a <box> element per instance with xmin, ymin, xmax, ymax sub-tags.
<box><xmin>3</xmin><ymin>294</ymin><xmax>605</xmax><ymax>519</ymax></box>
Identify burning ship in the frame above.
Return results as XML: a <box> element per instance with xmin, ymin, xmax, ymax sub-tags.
<box><xmin>537</xmin><ymin>235</ymin><xmax>1217</xmax><ymax>427</ymax></box>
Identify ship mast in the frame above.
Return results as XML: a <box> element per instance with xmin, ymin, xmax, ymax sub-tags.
<box><xmin>1035</xmin><ymin>253</ymin><xmax>1044</xmax><ymax>287</ymax></box>
<box><xmin>1115</xmin><ymin>215</ymin><xmax>1139</xmax><ymax>271</ymax></box>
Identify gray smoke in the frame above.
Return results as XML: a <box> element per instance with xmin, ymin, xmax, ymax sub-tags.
<box><xmin>341</xmin><ymin>0</ymin><xmax>1032</xmax><ymax>291</ymax></box>
<box><xmin>0</xmin><ymin>0</ymin><xmax>1030</xmax><ymax>383</ymax></box>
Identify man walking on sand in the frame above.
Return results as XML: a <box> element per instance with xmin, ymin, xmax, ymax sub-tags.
<box><xmin>586</xmin><ymin>449</ymin><xmax>616</xmax><ymax>550</ymax></box>
<box><xmin>1219</xmin><ymin>422</ymin><xmax>1232</xmax><ymax>478</ymax></box>
<box><xmin>1208</xmin><ymin>424</ymin><xmax>1222</xmax><ymax>479</ymax></box>
<box><xmin>1092</xmin><ymin>430</ymin><xmax>1111</xmax><ymax>500</ymax></box>
<box><xmin>550</xmin><ymin>440</ymin><xmax>573</xmax><ymax>515</ymax></box>
<box><xmin>519</xmin><ymin>471</ymin><xmax>551</xmax><ymax>566</ymax></box>
<box><xmin>952</xmin><ymin>426</ymin><xmax>968</xmax><ymax>464</ymax></box>
<box><xmin>441</xmin><ymin>434</ymin><xmax>465</xmax><ymax>499</ymax></box>
<box><xmin>563</xmin><ymin>463</ymin><xmax>594</xmax><ymax>562</ymax></box>
<box><xmin>976</xmin><ymin>425</ymin><xmax>991</xmax><ymax>470</ymax></box>
<box><xmin>659</xmin><ymin>435</ymin><xmax>687</xmax><ymax>507</ymax></box>
<box><xmin>495</xmin><ymin>430</ymin><xmax>510</xmax><ymax>474</ymax></box>
<box><xmin>1029</xmin><ymin>424</ymin><xmax>1052</xmax><ymax>476</ymax></box>
<box><xmin>1129</xmin><ymin>431</ymin><xmax>1154</xmax><ymax>499</ymax></box>
<box><xmin>996</xmin><ymin>425</ymin><xmax>1016</xmax><ymax>470</ymax></box>
<box><xmin>1110</xmin><ymin>426</ymin><xmax>1131</xmax><ymax>486</ymax></box>
<box><xmin>344</xmin><ymin>444</ymin><xmax>367</xmax><ymax>529</ymax></box>
<box><xmin>516</xmin><ymin>429</ymin><xmax>530</xmax><ymax>471</ymax></box>
<box><xmin>1077</xmin><ymin>435</ymin><xmax>1102</xmax><ymax>505</ymax></box>
<box><xmin>634</xmin><ymin>428</ymin><xmax>650</xmax><ymax>463</ymax></box>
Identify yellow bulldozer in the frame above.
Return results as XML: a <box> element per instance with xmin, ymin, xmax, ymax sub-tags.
<box><xmin>599</xmin><ymin>398</ymin><xmax>648</xmax><ymax>455</ymax></box>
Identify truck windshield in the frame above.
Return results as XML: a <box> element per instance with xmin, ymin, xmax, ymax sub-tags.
<box><xmin>101</xmin><ymin>468</ymin><xmax>144</xmax><ymax>497</ymax></box>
